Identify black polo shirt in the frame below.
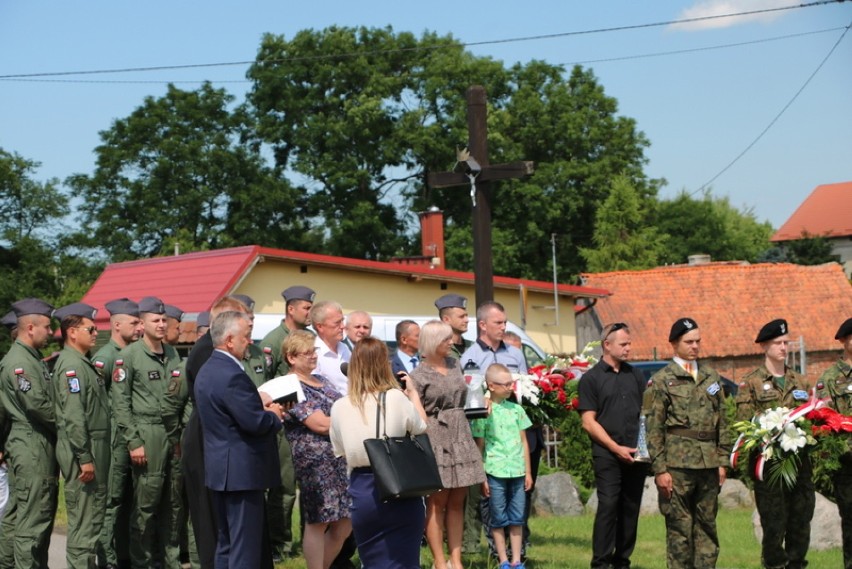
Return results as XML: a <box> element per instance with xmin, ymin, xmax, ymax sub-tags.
<box><xmin>577</xmin><ymin>359</ymin><xmax>645</xmax><ymax>457</ymax></box>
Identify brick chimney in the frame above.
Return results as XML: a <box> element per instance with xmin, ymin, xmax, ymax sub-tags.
<box><xmin>419</xmin><ymin>206</ymin><xmax>445</xmax><ymax>267</ymax></box>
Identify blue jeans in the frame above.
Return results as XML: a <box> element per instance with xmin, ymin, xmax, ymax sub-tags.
<box><xmin>487</xmin><ymin>475</ymin><xmax>525</xmax><ymax>528</ymax></box>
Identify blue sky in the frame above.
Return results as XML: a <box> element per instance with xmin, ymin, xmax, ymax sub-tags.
<box><xmin>1</xmin><ymin>0</ymin><xmax>850</xmax><ymax>229</ymax></box>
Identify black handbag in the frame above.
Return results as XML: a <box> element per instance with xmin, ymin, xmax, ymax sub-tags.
<box><xmin>363</xmin><ymin>391</ymin><xmax>444</xmax><ymax>501</ymax></box>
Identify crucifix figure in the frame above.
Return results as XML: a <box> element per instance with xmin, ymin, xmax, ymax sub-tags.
<box><xmin>427</xmin><ymin>85</ymin><xmax>534</xmax><ymax>309</ymax></box>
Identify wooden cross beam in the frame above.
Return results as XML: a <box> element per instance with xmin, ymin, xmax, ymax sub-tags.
<box><xmin>427</xmin><ymin>86</ymin><xmax>535</xmax><ymax>309</ymax></box>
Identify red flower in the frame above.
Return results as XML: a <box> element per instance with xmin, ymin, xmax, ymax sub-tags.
<box><xmin>571</xmin><ymin>397</ymin><xmax>580</xmax><ymax>409</ymax></box>
<box><xmin>557</xmin><ymin>390</ymin><xmax>567</xmax><ymax>405</ymax></box>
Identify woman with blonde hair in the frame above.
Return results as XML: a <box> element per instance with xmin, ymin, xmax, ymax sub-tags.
<box><xmin>330</xmin><ymin>337</ymin><xmax>428</xmax><ymax>568</ymax></box>
<box><xmin>410</xmin><ymin>320</ymin><xmax>485</xmax><ymax>569</ymax></box>
<box><xmin>282</xmin><ymin>329</ymin><xmax>350</xmax><ymax>569</ymax></box>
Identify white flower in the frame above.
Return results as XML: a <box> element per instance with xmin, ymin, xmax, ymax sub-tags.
<box><xmin>779</xmin><ymin>423</ymin><xmax>807</xmax><ymax>453</ymax></box>
<box><xmin>512</xmin><ymin>374</ymin><xmax>541</xmax><ymax>406</ymax></box>
<box><xmin>758</xmin><ymin>407</ymin><xmax>790</xmax><ymax>433</ymax></box>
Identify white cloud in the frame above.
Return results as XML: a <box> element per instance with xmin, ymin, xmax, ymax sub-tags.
<box><xmin>670</xmin><ymin>0</ymin><xmax>793</xmax><ymax>31</ymax></box>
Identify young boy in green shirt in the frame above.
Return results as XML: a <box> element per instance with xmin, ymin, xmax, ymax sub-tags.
<box><xmin>471</xmin><ymin>363</ymin><xmax>533</xmax><ymax>569</ymax></box>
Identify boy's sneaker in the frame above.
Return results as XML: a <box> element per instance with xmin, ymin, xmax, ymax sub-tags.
<box><xmin>512</xmin><ymin>563</ymin><xmax>526</xmax><ymax>569</ymax></box>
<box><xmin>499</xmin><ymin>562</ymin><xmax>512</xmax><ymax>569</ymax></box>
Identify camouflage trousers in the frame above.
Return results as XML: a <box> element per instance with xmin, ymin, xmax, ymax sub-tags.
<box><xmin>834</xmin><ymin>462</ymin><xmax>852</xmax><ymax>569</ymax></box>
<box><xmin>753</xmin><ymin>458</ymin><xmax>814</xmax><ymax>569</ymax></box>
<box><xmin>658</xmin><ymin>467</ymin><xmax>720</xmax><ymax>569</ymax></box>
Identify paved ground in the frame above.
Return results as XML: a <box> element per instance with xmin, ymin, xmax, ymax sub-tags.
<box><xmin>48</xmin><ymin>532</ymin><xmax>67</xmax><ymax>569</ymax></box>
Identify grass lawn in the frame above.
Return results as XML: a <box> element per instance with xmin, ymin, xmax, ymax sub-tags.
<box><xmin>274</xmin><ymin>508</ymin><xmax>842</xmax><ymax>569</ymax></box>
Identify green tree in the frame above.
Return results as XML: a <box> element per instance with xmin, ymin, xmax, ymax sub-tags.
<box><xmin>655</xmin><ymin>191</ymin><xmax>773</xmax><ymax>264</ymax></box>
<box><xmin>67</xmin><ymin>83</ymin><xmax>306</xmax><ymax>261</ymax></box>
<box><xmin>0</xmin><ymin>148</ymin><xmax>68</xmax><ymax>244</ymax></box>
<box><xmin>759</xmin><ymin>231</ymin><xmax>840</xmax><ymax>266</ymax></box>
<box><xmin>580</xmin><ymin>176</ymin><xmax>667</xmax><ymax>272</ymax></box>
<box><xmin>247</xmin><ymin>27</ymin><xmax>658</xmax><ymax>274</ymax></box>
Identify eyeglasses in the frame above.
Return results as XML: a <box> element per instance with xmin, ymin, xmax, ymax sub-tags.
<box><xmin>78</xmin><ymin>326</ymin><xmax>97</xmax><ymax>335</ymax></box>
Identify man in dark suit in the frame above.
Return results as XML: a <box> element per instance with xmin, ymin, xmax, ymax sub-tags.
<box><xmin>390</xmin><ymin>320</ymin><xmax>420</xmax><ymax>376</ymax></box>
<box><xmin>195</xmin><ymin>310</ymin><xmax>285</xmax><ymax>569</ymax></box>
<box><xmin>181</xmin><ymin>296</ymin><xmax>252</xmax><ymax>568</ymax></box>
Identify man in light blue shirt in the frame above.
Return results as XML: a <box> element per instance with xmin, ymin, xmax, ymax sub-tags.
<box><xmin>460</xmin><ymin>301</ymin><xmax>527</xmax><ymax>374</ymax></box>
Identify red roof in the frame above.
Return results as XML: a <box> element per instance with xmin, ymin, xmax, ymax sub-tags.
<box><xmin>772</xmin><ymin>181</ymin><xmax>852</xmax><ymax>241</ymax></box>
<box><xmin>83</xmin><ymin>245</ymin><xmax>609</xmax><ymax>327</ymax></box>
<box><xmin>581</xmin><ymin>262</ymin><xmax>852</xmax><ymax>360</ymax></box>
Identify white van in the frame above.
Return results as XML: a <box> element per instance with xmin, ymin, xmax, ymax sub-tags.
<box><xmin>252</xmin><ymin>314</ymin><xmax>546</xmax><ymax>368</ymax></box>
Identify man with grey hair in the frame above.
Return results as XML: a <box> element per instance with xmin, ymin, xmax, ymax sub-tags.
<box><xmin>342</xmin><ymin>311</ymin><xmax>372</xmax><ymax>351</ymax></box>
<box><xmin>195</xmin><ymin>311</ymin><xmax>284</xmax><ymax>569</ymax></box>
<box><xmin>310</xmin><ymin>301</ymin><xmax>351</xmax><ymax>396</ymax></box>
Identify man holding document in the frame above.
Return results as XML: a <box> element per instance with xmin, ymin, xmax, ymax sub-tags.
<box><xmin>195</xmin><ymin>311</ymin><xmax>285</xmax><ymax>569</ymax></box>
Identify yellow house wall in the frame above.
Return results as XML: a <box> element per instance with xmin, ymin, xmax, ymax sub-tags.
<box><xmin>235</xmin><ymin>259</ymin><xmax>578</xmax><ymax>355</ymax></box>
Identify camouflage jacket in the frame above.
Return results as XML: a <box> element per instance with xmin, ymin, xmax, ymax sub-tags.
<box><xmin>646</xmin><ymin>361</ymin><xmax>730</xmax><ymax>475</ymax></box>
<box><xmin>815</xmin><ymin>358</ymin><xmax>852</xmax><ymax>414</ymax></box>
<box><xmin>735</xmin><ymin>364</ymin><xmax>810</xmax><ymax>421</ymax></box>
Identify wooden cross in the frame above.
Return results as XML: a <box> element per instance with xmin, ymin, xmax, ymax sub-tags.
<box><xmin>427</xmin><ymin>85</ymin><xmax>534</xmax><ymax>309</ymax></box>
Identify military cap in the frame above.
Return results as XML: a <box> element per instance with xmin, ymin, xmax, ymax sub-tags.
<box><xmin>138</xmin><ymin>296</ymin><xmax>166</xmax><ymax>315</ymax></box>
<box><xmin>282</xmin><ymin>286</ymin><xmax>315</xmax><ymax>304</ymax></box>
<box><xmin>164</xmin><ymin>304</ymin><xmax>185</xmax><ymax>322</ymax></box>
<box><xmin>669</xmin><ymin>317</ymin><xmax>698</xmax><ymax>341</ymax></box>
<box><xmin>435</xmin><ymin>293</ymin><xmax>467</xmax><ymax>311</ymax></box>
<box><xmin>232</xmin><ymin>294</ymin><xmax>255</xmax><ymax>311</ymax></box>
<box><xmin>11</xmin><ymin>298</ymin><xmax>55</xmax><ymax>319</ymax></box>
<box><xmin>1</xmin><ymin>311</ymin><xmax>17</xmax><ymax>330</ymax></box>
<box><xmin>54</xmin><ymin>302</ymin><xmax>98</xmax><ymax>321</ymax></box>
<box><xmin>755</xmin><ymin>319</ymin><xmax>788</xmax><ymax>343</ymax></box>
<box><xmin>835</xmin><ymin>318</ymin><xmax>852</xmax><ymax>340</ymax></box>
<box><xmin>104</xmin><ymin>298</ymin><xmax>140</xmax><ymax>317</ymax></box>
<box><xmin>196</xmin><ymin>311</ymin><xmax>211</xmax><ymax>329</ymax></box>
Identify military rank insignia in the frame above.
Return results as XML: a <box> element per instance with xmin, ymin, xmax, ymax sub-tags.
<box><xmin>254</xmin><ymin>365</ymin><xmax>263</xmax><ymax>374</ymax></box>
<box><xmin>706</xmin><ymin>382</ymin><xmax>720</xmax><ymax>396</ymax></box>
<box><xmin>66</xmin><ymin>370</ymin><xmax>81</xmax><ymax>393</ymax></box>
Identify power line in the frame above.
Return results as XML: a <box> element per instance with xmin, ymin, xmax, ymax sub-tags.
<box><xmin>0</xmin><ymin>0</ymin><xmax>840</xmax><ymax>80</ymax></box>
<box><xmin>0</xmin><ymin>26</ymin><xmax>843</xmax><ymax>86</ymax></box>
<box><xmin>692</xmin><ymin>21</ymin><xmax>851</xmax><ymax>195</ymax></box>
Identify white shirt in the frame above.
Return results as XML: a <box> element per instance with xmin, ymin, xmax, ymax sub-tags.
<box><xmin>330</xmin><ymin>389</ymin><xmax>427</xmax><ymax>472</ymax></box>
<box><xmin>673</xmin><ymin>356</ymin><xmax>698</xmax><ymax>380</ymax></box>
<box><xmin>312</xmin><ymin>336</ymin><xmax>351</xmax><ymax>395</ymax></box>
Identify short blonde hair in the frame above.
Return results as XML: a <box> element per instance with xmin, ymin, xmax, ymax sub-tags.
<box><xmin>282</xmin><ymin>329</ymin><xmax>316</xmax><ymax>362</ymax></box>
<box><xmin>418</xmin><ymin>320</ymin><xmax>453</xmax><ymax>358</ymax></box>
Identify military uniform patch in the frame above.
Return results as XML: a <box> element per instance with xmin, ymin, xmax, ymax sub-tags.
<box><xmin>171</xmin><ymin>370</ymin><xmax>181</xmax><ymax>377</ymax></box>
<box><xmin>167</xmin><ymin>378</ymin><xmax>179</xmax><ymax>394</ymax></box>
<box><xmin>816</xmin><ymin>382</ymin><xmax>825</xmax><ymax>390</ymax></box>
<box><xmin>254</xmin><ymin>365</ymin><xmax>263</xmax><ymax>374</ymax></box>
<box><xmin>14</xmin><ymin>368</ymin><xmax>23</xmax><ymax>375</ymax></box>
<box><xmin>148</xmin><ymin>371</ymin><xmax>161</xmax><ymax>380</ymax></box>
<box><xmin>68</xmin><ymin>377</ymin><xmax>80</xmax><ymax>393</ymax></box>
<box><xmin>17</xmin><ymin>376</ymin><xmax>31</xmax><ymax>392</ymax></box>
<box><xmin>94</xmin><ymin>360</ymin><xmax>105</xmax><ymax>369</ymax></box>
<box><xmin>792</xmin><ymin>389</ymin><xmax>808</xmax><ymax>401</ymax></box>
<box><xmin>113</xmin><ymin>368</ymin><xmax>126</xmax><ymax>383</ymax></box>
<box><xmin>706</xmin><ymin>382</ymin><xmax>720</xmax><ymax>396</ymax></box>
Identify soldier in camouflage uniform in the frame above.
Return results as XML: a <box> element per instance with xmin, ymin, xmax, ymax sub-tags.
<box><xmin>53</xmin><ymin>303</ymin><xmax>112</xmax><ymax>569</ymax></box>
<box><xmin>259</xmin><ymin>287</ymin><xmax>313</xmax><ymax>559</ymax></box>
<box><xmin>0</xmin><ymin>298</ymin><xmax>58</xmax><ymax>569</ymax></box>
<box><xmin>736</xmin><ymin>319</ymin><xmax>813</xmax><ymax>569</ymax></box>
<box><xmin>111</xmin><ymin>297</ymin><xmax>182</xmax><ymax>569</ymax></box>
<box><xmin>816</xmin><ymin>317</ymin><xmax>852</xmax><ymax>569</ymax></box>
<box><xmin>94</xmin><ymin>298</ymin><xmax>142</xmax><ymax>569</ymax></box>
<box><xmin>647</xmin><ymin>317</ymin><xmax>729</xmax><ymax>569</ymax></box>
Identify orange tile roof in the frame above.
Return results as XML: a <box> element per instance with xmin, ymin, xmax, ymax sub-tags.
<box><xmin>772</xmin><ymin>181</ymin><xmax>852</xmax><ymax>241</ymax></box>
<box><xmin>581</xmin><ymin>262</ymin><xmax>852</xmax><ymax>360</ymax></box>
